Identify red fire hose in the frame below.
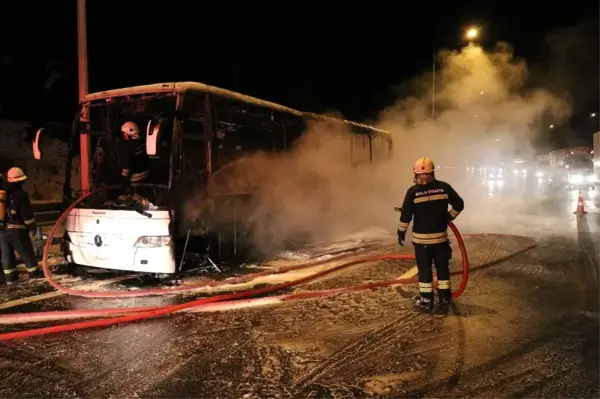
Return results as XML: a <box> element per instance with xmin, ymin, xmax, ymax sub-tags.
<box><xmin>0</xmin><ymin>187</ymin><xmax>535</xmax><ymax>341</ymax></box>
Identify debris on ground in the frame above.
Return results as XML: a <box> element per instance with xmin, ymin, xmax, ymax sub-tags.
<box><xmin>104</xmin><ymin>193</ymin><xmax>160</xmax><ymax>211</ymax></box>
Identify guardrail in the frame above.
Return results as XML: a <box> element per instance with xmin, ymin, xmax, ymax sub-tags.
<box><xmin>31</xmin><ymin>201</ymin><xmax>64</xmax><ymax>258</ymax></box>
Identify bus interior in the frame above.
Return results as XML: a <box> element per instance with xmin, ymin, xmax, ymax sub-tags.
<box><xmin>76</xmin><ymin>94</ymin><xmax>177</xmax><ymax>210</ymax></box>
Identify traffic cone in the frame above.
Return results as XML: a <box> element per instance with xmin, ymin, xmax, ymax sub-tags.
<box><xmin>574</xmin><ymin>190</ymin><xmax>587</xmax><ymax>215</ymax></box>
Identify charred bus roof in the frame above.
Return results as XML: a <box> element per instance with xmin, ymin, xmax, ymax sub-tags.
<box><xmin>82</xmin><ymin>81</ymin><xmax>391</xmax><ymax>137</ymax></box>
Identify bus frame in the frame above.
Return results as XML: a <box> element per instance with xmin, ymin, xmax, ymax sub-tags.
<box><xmin>33</xmin><ymin>81</ymin><xmax>393</xmax><ymax>273</ymax></box>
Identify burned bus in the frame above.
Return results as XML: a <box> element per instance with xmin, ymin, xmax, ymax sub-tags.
<box><xmin>33</xmin><ymin>82</ymin><xmax>393</xmax><ymax>274</ymax></box>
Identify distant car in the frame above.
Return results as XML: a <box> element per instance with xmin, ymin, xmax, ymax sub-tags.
<box><xmin>511</xmin><ymin>165</ymin><xmax>532</xmax><ymax>180</ymax></box>
<box><xmin>566</xmin><ymin>170</ymin><xmax>597</xmax><ymax>190</ymax></box>
<box><xmin>484</xmin><ymin>166</ymin><xmax>506</xmax><ymax>180</ymax></box>
<box><xmin>535</xmin><ymin>166</ymin><xmax>553</xmax><ymax>182</ymax></box>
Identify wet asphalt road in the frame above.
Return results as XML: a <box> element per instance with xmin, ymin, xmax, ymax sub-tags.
<box><xmin>0</xmin><ymin>178</ymin><xmax>598</xmax><ymax>398</ymax></box>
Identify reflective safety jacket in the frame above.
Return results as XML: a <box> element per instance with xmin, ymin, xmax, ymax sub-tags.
<box><xmin>4</xmin><ymin>187</ymin><xmax>36</xmax><ymax>231</ymax></box>
<box><xmin>398</xmin><ymin>180</ymin><xmax>464</xmax><ymax>245</ymax></box>
<box><xmin>120</xmin><ymin>139</ymin><xmax>150</xmax><ymax>183</ymax></box>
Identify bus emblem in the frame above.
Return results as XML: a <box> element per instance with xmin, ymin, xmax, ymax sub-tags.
<box><xmin>94</xmin><ymin>235</ymin><xmax>103</xmax><ymax>247</ymax></box>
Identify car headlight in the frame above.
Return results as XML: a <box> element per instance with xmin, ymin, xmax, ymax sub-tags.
<box><xmin>587</xmin><ymin>175</ymin><xmax>597</xmax><ymax>182</ymax></box>
<box><xmin>536</xmin><ymin>171</ymin><xmax>544</xmax><ymax>178</ymax></box>
<box><xmin>134</xmin><ymin>236</ymin><xmax>171</xmax><ymax>248</ymax></box>
<box><xmin>569</xmin><ymin>174</ymin><xmax>583</xmax><ymax>183</ymax></box>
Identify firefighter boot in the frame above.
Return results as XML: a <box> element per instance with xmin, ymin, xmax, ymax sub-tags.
<box><xmin>436</xmin><ymin>297</ymin><xmax>451</xmax><ymax>315</ymax></box>
<box><xmin>413</xmin><ymin>296</ymin><xmax>434</xmax><ymax>313</ymax></box>
<box><xmin>28</xmin><ymin>268</ymin><xmax>44</xmax><ymax>279</ymax></box>
<box><xmin>4</xmin><ymin>271</ymin><xmax>19</xmax><ymax>285</ymax></box>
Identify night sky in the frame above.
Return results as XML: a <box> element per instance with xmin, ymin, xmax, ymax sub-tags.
<box><xmin>1</xmin><ymin>0</ymin><xmax>598</xmax><ymax>146</ymax></box>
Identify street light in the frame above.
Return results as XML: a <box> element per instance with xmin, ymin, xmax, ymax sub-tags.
<box><xmin>432</xmin><ymin>27</ymin><xmax>481</xmax><ymax>119</ymax></box>
<box><xmin>466</xmin><ymin>28</ymin><xmax>479</xmax><ymax>40</ymax></box>
<box><xmin>591</xmin><ymin>112</ymin><xmax>596</xmax><ymax>118</ymax></box>
<box><xmin>549</xmin><ymin>124</ymin><xmax>554</xmax><ymax>129</ymax></box>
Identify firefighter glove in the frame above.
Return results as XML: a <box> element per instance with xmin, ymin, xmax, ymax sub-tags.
<box><xmin>397</xmin><ymin>229</ymin><xmax>406</xmax><ymax>246</ymax></box>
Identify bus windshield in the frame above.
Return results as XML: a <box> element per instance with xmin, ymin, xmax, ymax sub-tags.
<box><xmin>83</xmin><ymin>94</ymin><xmax>177</xmax><ymax>208</ymax></box>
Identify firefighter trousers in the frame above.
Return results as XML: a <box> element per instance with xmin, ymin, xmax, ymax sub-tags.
<box><xmin>414</xmin><ymin>242</ymin><xmax>452</xmax><ymax>301</ymax></box>
<box><xmin>0</xmin><ymin>229</ymin><xmax>39</xmax><ymax>283</ymax></box>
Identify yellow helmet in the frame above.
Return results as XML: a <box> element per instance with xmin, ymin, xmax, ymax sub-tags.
<box><xmin>413</xmin><ymin>157</ymin><xmax>435</xmax><ymax>174</ymax></box>
<box><xmin>7</xmin><ymin>167</ymin><xmax>27</xmax><ymax>183</ymax></box>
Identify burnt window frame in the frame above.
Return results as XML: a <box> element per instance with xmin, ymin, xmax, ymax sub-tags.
<box><xmin>84</xmin><ymin>93</ymin><xmax>178</xmax><ymax>191</ymax></box>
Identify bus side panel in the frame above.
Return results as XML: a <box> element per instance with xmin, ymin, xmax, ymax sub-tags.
<box><xmin>175</xmin><ymin>92</ymin><xmax>212</xmax><ymax>238</ymax></box>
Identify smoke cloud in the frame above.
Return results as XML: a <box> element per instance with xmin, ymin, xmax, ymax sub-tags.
<box><xmin>187</xmin><ymin>41</ymin><xmax>572</xmax><ymax>256</ymax></box>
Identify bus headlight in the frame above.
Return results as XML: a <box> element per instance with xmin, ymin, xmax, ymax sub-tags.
<box><xmin>568</xmin><ymin>174</ymin><xmax>583</xmax><ymax>184</ymax></box>
<box><xmin>134</xmin><ymin>236</ymin><xmax>171</xmax><ymax>248</ymax></box>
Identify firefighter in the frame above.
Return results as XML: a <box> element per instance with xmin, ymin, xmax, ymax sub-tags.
<box><xmin>119</xmin><ymin>121</ymin><xmax>150</xmax><ymax>192</ymax></box>
<box><xmin>397</xmin><ymin>157</ymin><xmax>464</xmax><ymax>313</ymax></box>
<box><xmin>0</xmin><ymin>167</ymin><xmax>43</xmax><ymax>284</ymax></box>
<box><xmin>0</xmin><ymin>172</ymin><xmax>5</xmax><ymax>220</ymax></box>
<box><xmin>0</xmin><ymin>173</ymin><xmax>5</xmax><ymax>281</ymax></box>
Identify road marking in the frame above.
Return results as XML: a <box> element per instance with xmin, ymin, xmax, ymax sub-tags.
<box><xmin>0</xmin><ymin>291</ymin><xmax>63</xmax><ymax>310</ymax></box>
<box><xmin>399</xmin><ymin>265</ymin><xmax>418</xmax><ymax>279</ymax></box>
<box><xmin>0</xmin><ymin>274</ymin><xmax>140</xmax><ymax>311</ymax></box>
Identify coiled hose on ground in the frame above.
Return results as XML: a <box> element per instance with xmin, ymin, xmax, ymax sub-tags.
<box><xmin>0</xmin><ymin>186</ymin><xmax>537</xmax><ymax>341</ymax></box>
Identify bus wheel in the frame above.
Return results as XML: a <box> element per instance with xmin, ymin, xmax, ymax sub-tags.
<box><xmin>53</xmin><ymin>261</ymin><xmax>89</xmax><ymax>278</ymax></box>
<box><xmin>152</xmin><ymin>273</ymin><xmax>173</xmax><ymax>281</ymax></box>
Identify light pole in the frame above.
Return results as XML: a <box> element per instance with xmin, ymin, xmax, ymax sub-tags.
<box><xmin>587</xmin><ymin>112</ymin><xmax>598</xmax><ymax>136</ymax></box>
<box><xmin>77</xmin><ymin>0</ymin><xmax>91</xmax><ymax>192</ymax></box>
<box><xmin>431</xmin><ymin>27</ymin><xmax>479</xmax><ymax>119</ymax></box>
<box><xmin>432</xmin><ymin>49</ymin><xmax>436</xmax><ymax>119</ymax></box>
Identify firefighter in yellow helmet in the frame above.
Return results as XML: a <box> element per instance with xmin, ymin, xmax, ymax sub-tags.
<box><xmin>397</xmin><ymin>157</ymin><xmax>464</xmax><ymax>313</ymax></box>
<box><xmin>0</xmin><ymin>167</ymin><xmax>43</xmax><ymax>284</ymax></box>
<box><xmin>0</xmin><ymin>172</ymin><xmax>5</xmax><ymax>238</ymax></box>
<box><xmin>119</xmin><ymin>121</ymin><xmax>150</xmax><ymax>192</ymax></box>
